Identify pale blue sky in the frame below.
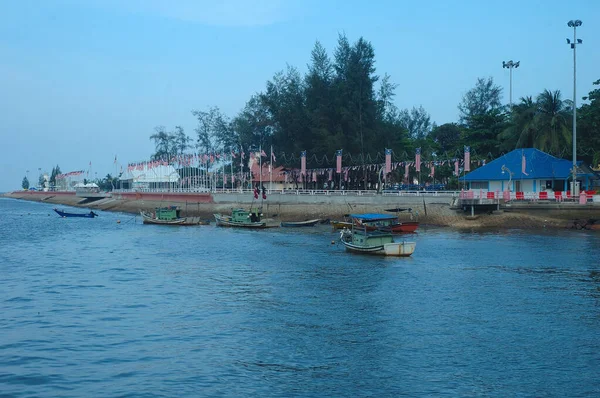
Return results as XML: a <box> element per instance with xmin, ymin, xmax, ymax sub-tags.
<box><xmin>1</xmin><ymin>0</ymin><xmax>599</xmax><ymax>191</ymax></box>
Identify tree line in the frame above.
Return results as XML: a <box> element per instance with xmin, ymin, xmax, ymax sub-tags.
<box><xmin>147</xmin><ymin>34</ymin><xmax>599</xmax><ymax>184</ymax></box>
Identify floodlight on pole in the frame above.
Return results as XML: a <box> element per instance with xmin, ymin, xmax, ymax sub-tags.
<box><xmin>567</xmin><ymin>19</ymin><xmax>582</xmax><ymax>195</ymax></box>
<box><xmin>502</xmin><ymin>60</ymin><xmax>520</xmax><ymax>108</ymax></box>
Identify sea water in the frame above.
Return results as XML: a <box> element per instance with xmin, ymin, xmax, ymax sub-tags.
<box><xmin>1</xmin><ymin>198</ymin><xmax>599</xmax><ymax>397</ymax></box>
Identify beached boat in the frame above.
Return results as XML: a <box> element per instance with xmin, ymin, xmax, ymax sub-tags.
<box><xmin>140</xmin><ymin>206</ymin><xmax>210</xmax><ymax>226</ymax></box>
<box><xmin>280</xmin><ymin>219</ymin><xmax>321</xmax><ymax>227</ymax></box>
<box><xmin>214</xmin><ymin>208</ymin><xmax>267</xmax><ymax>228</ymax></box>
<box><xmin>54</xmin><ymin>208</ymin><xmax>98</xmax><ymax>218</ymax></box>
<box><xmin>339</xmin><ymin>218</ymin><xmax>416</xmax><ymax>257</ymax></box>
<box><xmin>352</xmin><ymin>213</ymin><xmax>419</xmax><ymax>233</ymax></box>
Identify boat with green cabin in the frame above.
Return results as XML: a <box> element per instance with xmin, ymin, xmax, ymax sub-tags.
<box><xmin>141</xmin><ymin>206</ymin><xmax>210</xmax><ymax>225</ymax></box>
<box><xmin>214</xmin><ymin>208</ymin><xmax>267</xmax><ymax>228</ymax></box>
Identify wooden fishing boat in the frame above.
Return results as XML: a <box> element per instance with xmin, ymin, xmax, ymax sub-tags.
<box><xmin>280</xmin><ymin>219</ymin><xmax>321</xmax><ymax>227</ymax></box>
<box><xmin>331</xmin><ymin>220</ymin><xmax>353</xmax><ymax>230</ymax></box>
<box><xmin>339</xmin><ymin>216</ymin><xmax>416</xmax><ymax>257</ymax></box>
<box><xmin>352</xmin><ymin>213</ymin><xmax>419</xmax><ymax>233</ymax></box>
<box><xmin>140</xmin><ymin>206</ymin><xmax>210</xmax><ymax>226</ymax></box>
<box><xmin>214</xmin><ymin>208</ymin><xmax>267</xmax><ymax>228</ymax></box>
<box><xmin>54</xmin><ymin>208</ymin><xmax>98</xmax><ymax>218</ymax></box>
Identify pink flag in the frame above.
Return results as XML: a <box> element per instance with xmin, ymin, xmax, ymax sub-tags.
<box><xmin>430</xmin><ymin>165</ymin><xmax>435</xmax><ymax>179</ymax></box>
<box><xmin>312</xmin><ymin>171</ymin><xmax>317</xmax><ymax>182</ymax></box>
<box><xmin>261</xmin><ymin>150</ymin><xmax>267</xmax><ymax>157</ymax></box>
<box><xmin>385</xmin><ymin>149</ymin><xmax>392</xmax><ymax>174</ymax></box>
<box><xmin>301</xmin><ymin>151</ymin><xmax>306</xmax><ymax>176</ymax></box>
<box><xmin>224</xmin><ymin>175</ymin><xmax>227</xmax><ymax>185</ymax></box>
<box><xmin>344</xmin><ymin>168</ymin><xmax>349</xmax><ymax>182</ymax></box>
<box><xmin>328</xmin><ymin>169</ymin><xmax>332</xmax><ymax>181</ymax></box>
<box><xmin>454</xmin><ymin>160</ymin><xmax>459</xmax><ymax>176</ymax></box>
<box><xmin>404</xmin><ymin>163</ymin><xmax>409</xmax><ymax>182</ymax></box>
<box><xmin>464</xmin><ymin>146</ymin><xmax>470</xmax><ymax>172</ymax></box>
<box><xmin>336</xmin><ymin>150</ymin><xmax>342</xmax><ymax>173</ymax></box>
<box><xmin>415</xmin><ymin>148</ymin><xmax>421</xmax><ymax>172</ymax></box>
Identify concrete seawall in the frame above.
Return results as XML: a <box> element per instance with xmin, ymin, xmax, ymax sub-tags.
<box><xmin>5</xmin><ymin>190</ymin><xmax>600</xmax><ymax>229</ymax></box>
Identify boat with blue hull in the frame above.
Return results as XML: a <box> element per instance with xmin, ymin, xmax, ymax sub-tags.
<box><xmin>54</xmin><ymin>208</ymin><xmax>98</xmax><ymax>218</ymax></box>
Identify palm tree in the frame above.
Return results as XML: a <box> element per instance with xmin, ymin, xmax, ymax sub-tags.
<box><xmin>534</xmin><ymin>89</ymin><xmax>571</xmax><ymax>155</ymax></box>
<box><xmin>499</xmin><ymin>96</ymin><xmax>537</xmax><ymax>151</ymax></box>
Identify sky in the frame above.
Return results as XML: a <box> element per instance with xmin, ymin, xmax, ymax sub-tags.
<box><xmin>1</xmin><ymin>0</ymin><xmax>599</xmax><ymax>192</ymax></box>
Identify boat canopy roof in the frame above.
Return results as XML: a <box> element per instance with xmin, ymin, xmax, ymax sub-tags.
<box><xmin>350</xmin><ymin>213</ymin><xmax>397</xmax><ymax>221</ymax></box>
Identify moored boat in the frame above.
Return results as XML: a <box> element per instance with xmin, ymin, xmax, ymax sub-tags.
<box><xmin>352</xmin><ymin>213</ymin><xmax>419</xmax><ymax>233</ymax></box>
<box><xmin>339</xmin><ymin>221</ymin><xmax>416</xmax><ymax>257</ymax></box>
<box><xmin>214</xmin><ymin>208</ymin><xmax>267</xmax><ymax>228</ymax></box>
<box><xmin>280</xmin><ymin>219</ymin><xmax>321</xmax><ymax>227</ymax></box>
<box><xmin>140</xmin><ymin>206</ymin><xmax>210</xmax><ymax>225</ymax></box>
<box><xmin>54</xmin><ymin>208</ymin><xmax>98</xmax><ymax>218</ymax></box>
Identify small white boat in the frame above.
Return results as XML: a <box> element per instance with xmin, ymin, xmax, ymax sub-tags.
<box><xmin>280</xmin><ymin>219</ymin><xmax>321</xmax><ymax>227</ymax></box>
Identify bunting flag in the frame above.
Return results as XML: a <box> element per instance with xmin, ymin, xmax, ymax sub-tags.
<box><xmin>385</xmin><ymin>149</ymin><xmax>392</xmax><ymax>174</ymax></box>
<box><xmin>312</xmin><ymin>171</ymin><xmax>317</xmax><ymax>182</ymax></box>
<box><xmin>336</xmin><ymin>149</ymin><xmax>342</xmax><ymax>173</ymax></box>
<box><xmin>328</xmin><ymin>169</ymin><xmax>332</xmax><ymax>181</ymax></box>
<box><xmin>464</xmin><ymin>146</ymin><xmax>470</xmax><ymax>172</ymax></box>
<box><xmin>522</xmin><ymin>153</ymin><xmax>528</xmax><ymax>176</ymax></box>
<box><xmin>271</xmin><ymin>150</ymin><xmax>276</xmax><ymax>163</ymax></box>
<box><xmin>344</xmin><ymin>168</ymin><xmax>349</xmax><ymax>182</ymax></box>
<box><xmin>301</xmin><ymin>151</ymin><xmax>306</xmax><ymax>176</ymax></box>
<box><xmin>454</xmin><ymin>159</ymin><xmax>459</xmax><ymax>176</ymax></box>
<box><xmin>261</xmin><ymin>150</ymin><xmax>267</xmax><ymax>157</ymax></box>
<box><xmin>404</xmin><ymin>163</ymin><xmax>409</xmax><ymax>182</ymax></box>
<box><xmin>415</xmin><ymin>148</ymin><xmax>421</xmax><ymax>172</ymax></box>
<box><xmin>430</xmin><ymin>165</ymin><xmax>435</xmax><ymax>179</ymax></box>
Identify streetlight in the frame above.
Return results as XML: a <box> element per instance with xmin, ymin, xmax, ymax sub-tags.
<box><xmin>567</xmin><ymin>19</ymin><xmax>582</xmax><ymax>195</ymax></box>
<box><xmin>501</xmin><ymin>164</ymin><xmax>513</xmax><ymax>191</ymax></box>
<box><xmin>502</xmin><ymin>60</ymin><xmax>520</xmax><ymax>108</ymax></box>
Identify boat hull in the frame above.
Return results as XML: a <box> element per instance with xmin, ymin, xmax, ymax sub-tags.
<box><xmin>54</xmin><ymin>209</ymin><xmax>97</xmax><ymax>218</ymax></box>
<box><xmin>280</xmin><ymin>219</ymin><xmax>321</xmax><ymax>227</ymax></box>
<box><xmin>341</xmin><ymin>240</ymin><xmax>416</xmax><ymax>256</ymax></box>
<box><xmin>214</xmin><ymin>214</ymin><xmax>267</xmax><ymax>228</ymax></box>
<box><xmin>140</xmin><ymin>211</ymin><xmax>209</xmax><ymax>225</ymax></box>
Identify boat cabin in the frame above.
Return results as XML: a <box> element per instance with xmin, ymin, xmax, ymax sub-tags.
<box><xmin>231</xmin><ymin>208</ymin><xmax>262</xmax><ymax>223</ymax></box>
<box><xmin>154</xmin><ymin>206</ymin><xmax>182</xmax><ymax>221</ymax></box>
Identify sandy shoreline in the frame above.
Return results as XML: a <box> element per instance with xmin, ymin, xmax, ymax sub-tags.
<box><xmin>3</xmin><ymin>191</ymin><xmax>597</xmax><ymax>230</ymax></box>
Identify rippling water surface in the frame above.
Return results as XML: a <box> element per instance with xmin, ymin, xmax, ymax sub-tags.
<box><xmin>1</xmin><ymin>198</ymin><xmax>599</xmax><ymax>397</ymax></box>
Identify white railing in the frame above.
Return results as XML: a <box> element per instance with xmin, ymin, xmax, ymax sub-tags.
<box><xmin>112</xmin><ymin>187</ymin><xmax>462</xmax><ymax>197</ymax></box>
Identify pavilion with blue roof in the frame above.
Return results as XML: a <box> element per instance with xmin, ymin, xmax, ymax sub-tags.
<box><xmin>462</xmin><ymin>148</ymin><xmax>596</xmax><ymax>193</ymax></box>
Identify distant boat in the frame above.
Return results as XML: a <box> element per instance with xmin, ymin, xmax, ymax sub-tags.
<box><xmin>352</xmin><ymin>213</ymin><xmax>419</xmax><ymax>233</ymax></box>
<box><xmin>331</xmin><ymin>214</ymin><xmax>353</xmax><ymax>230</ymax></box>
<box><xmin>340</xmin><ymin>214</ymin><xmax>416</xmax><ymax>257</ymax></box>
<box><xmin>280</xmin><ymin>219</ymin><xmax>321</xmax><ymax>227</ymax></box>
<box><xmin>140</xmin><ymin>206</ymin><xmax>210</xmax><ymax>226</ymax></box>
<box><xmin>54</xmin><ymin>208</ymin><xmax>98</xmax><ymax>218</ymax></box>
<box><xmin>214</xmin><ymin>208</ymin><xmax>267</xmax><ymax>228</ymax></box>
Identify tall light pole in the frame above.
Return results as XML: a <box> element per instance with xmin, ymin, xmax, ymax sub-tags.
<box><xmin>502</xmin><ymin>60</ymin><xmax>520</xmax><ymax>108</ymax></box>
<box><xmin>567</xmin><ymin>19</ymin><xmax>582</xmax><ymax>194</ymax></box>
